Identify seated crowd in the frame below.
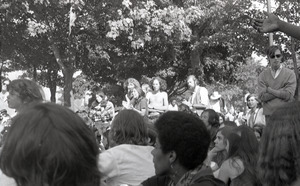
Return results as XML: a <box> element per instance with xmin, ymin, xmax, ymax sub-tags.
<box><xmin>0</xmin><ymin>77</ymin><xmax>299</xmax><ymax>186</ymax></box>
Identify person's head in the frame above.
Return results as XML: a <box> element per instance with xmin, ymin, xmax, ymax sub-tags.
<box><xmin>132</xmin><ymin>86</ymin><xmax>144</xmax><ymax>99</ymax></box>
<box><xmin>246</xmin><ymin>94</ymin><xmax>261</xmax><ymax>109</ymax></box>
<box><xmin>186</xmin><ymin>75</ymin><xmax>198</xmax><ymax>90</ymax></box>
<box><xmin>150</xmin><ymin>77</ymin><xmax>167</xmax><ymax>92</ymax></box>
<box><xmin>151</xmin><ymin>111</ymin><xmax>210</xmax><ymax>175</ymax></box>
<box><xmin>266</xmin><ymin>45</ymin><xmax>283</xmax><ymax>71</ymax></box>
<box><xmin>0</xmin><ymin>103</ymin><xmax>100</xmax><ymax>186</ymax></box>
<box><xmin>141</xmin><ymin>83</ymin><xmax>152</xmax><ymax>94</ymax></box>
<box><xmin>124</xmin><ymin>78</ymin><xmax>140</xmax><ymax>91</ymax></box>
<box><xmin>200</xmin><ymin>109</ymin><xmax>220</xmax><ymax>130</ymax></box>
<box><xmin>94</xmin><ymin>88</ymin><xmax>106</xmax><ymax>103</ymax></box>
<box><xmin>214</xmin><ymin>126</ymin><xmax>235</xmax><ymax>152</ymax></box>
<box><xmin>169</xmin><ymin>97</ymin><xmax>177</xmax><ymax>106</ymax></box>
<box><xmin>1</xmin><ymin>78</ymin><xmax>10</xmax><ymax>92</ymax></box>
<box><xmin>7</xmin><ymin>79</ymin><xmax>43</xmax><ymax>112</ymax></box>
<box><xmin>109</xmin><ymin>109</ymin><xmax>148</xmax><ymax>146</ymax></box>
<box><xmin>258</xmin><ymin>102</ymin><xmax>300</xmax><ymax>186</ymax></box>
<box><xmin>218</xmin><ymin>113</ymin><xmax>225</xmax><ymax>124</ymax></box>
<box><xmin>253</xmin><ymin>124</ymin><xmax>265</xmax><ymax>142</ymax></box>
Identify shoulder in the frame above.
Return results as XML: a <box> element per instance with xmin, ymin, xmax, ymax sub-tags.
<box><xmin>220</xmin><ymin>158</ymin><xmax>244</xmax><ymax>178</ymax></box>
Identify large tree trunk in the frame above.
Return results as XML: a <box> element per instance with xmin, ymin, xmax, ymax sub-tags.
<box><xmin>51</xmin><ymin>42</ymin><xmax>74</xmax><ymax>107</ymax></box>
<box><xmin>63</xmin><ymin>68</ymin><xmax>73</xmax><ymax>107</ymax></box>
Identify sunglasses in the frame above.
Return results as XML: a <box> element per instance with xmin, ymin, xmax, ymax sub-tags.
<box><xmin>270</xmin><ymin>54</ymin><xmax>282</xmax><ymax>59</ymax></box>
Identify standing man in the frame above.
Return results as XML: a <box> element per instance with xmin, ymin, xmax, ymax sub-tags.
<box><xmin>183</xmin><ymin>75</ymin><xmax>209</xmax><ymax>116</ymax></box>
<box><xmin>258</xmin><ymin>45</ymin><xmax>296</xmax><ymax>123</ymax></box>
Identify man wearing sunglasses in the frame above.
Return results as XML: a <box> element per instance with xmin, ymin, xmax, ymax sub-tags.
<box><xmin>258</xmin><ymin>45</ymin><xmax>296</xmax><ymax>124</ymax></box>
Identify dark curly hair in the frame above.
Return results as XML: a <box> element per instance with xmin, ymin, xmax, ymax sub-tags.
<box><xmin>154</xmin><ymin>111</ymin><xmax>210</xmax><ymax>170</ymax></box>
<box><xmin>150</xmin><ymin>76</ymin><xmax>167</xmax><ymax>91</ymax></box>
<box><xmin>258</xmin><ymin>102</ymin><xmax>300</xmax><ymax>186</ymax></box>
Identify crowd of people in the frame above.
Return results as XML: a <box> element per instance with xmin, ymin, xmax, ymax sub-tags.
<box><xmin>0</xmin><ymin>12</ymin><xmax>299</xmax><ymax>186</ymax></box>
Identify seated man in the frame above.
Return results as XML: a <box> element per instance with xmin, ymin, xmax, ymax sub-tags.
<box><xmin>146</xmin><ymin>77</ymin><xmax>168</xmax><ymax>118</ymax></box>
<box><xmin>183</xmin><ymin>75</ymin><xmax>209</xmax><ymax>116</ymax></box>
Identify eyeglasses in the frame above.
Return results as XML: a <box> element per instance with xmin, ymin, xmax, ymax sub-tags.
<box><xmin>270</xmin><ymin>54</ymin><xmax>282</xmax><ymax>59</ymax></box>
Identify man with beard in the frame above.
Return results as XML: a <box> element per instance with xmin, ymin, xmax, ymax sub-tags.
<box><xmin>183</xmin><ymin>75</ymin><xmax>209</xmax><ymax>116</ymax></box>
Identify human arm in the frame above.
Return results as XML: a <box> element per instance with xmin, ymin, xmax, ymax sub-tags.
<box><xmin>254</xmin><ymin>12</ymin><xmax>300</xmax><ymax>40</ymax></box>
<box><xmin>267</xmin><ymin>71</ymin><xmax>297</xmax><ymax>101</ymax></box>
<box><xmin>257</xmin><ymin>71</ymin><xmax>277</xmax><ymax>102</ymax></box>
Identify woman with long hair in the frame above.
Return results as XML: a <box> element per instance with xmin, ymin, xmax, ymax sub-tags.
<box><xmin>218</xmin><ymin>125</ymin><xmax>260</xmax><ymax>186</ymax></box>
<box><xmin>258</xmin><ymin>102</ymin><xmax>300</xmax><ymax>186</ymax></box>
<box><xmin>200</xmin><ymin>109</ymin><xmax>220</xmax><ymax>149</ymax></box>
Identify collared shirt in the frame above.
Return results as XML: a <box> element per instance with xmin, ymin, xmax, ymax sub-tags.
<box><xmin>271</xmin><ymin>64</ymin><xmax>283</xmax><ymax>79</ymax></box>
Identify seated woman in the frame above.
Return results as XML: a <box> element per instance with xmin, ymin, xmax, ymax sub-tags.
<box><xmin>200</xmin><ymin>109</ymin><xmax>220</xmax><ymax>149</ymax></box>
<box><xmin>123</xmin><ymin>78</ymin><xmax>141</xmax><ymax>105</ymax></box>
<box><xmin>141</xmin><ymin>111</ymin><xmax>225</xmax><ymax>186</ymax></box>
<box><xmin>206</xmin><ymin>126</ymin><xmax>236</xmax><ymax>175</ymax></box>
<box><xmin>98</xmin><ymin>109</ymin><xmax>155</xmax><ymax>186</ymax></box>
<box><xmin>123</xmin><ymin>87</ymin><xmax>148</xmax><ymax>117</ymax></box>
<box><xmin>218</xmin><ymin>125</ymin><xmax>260</xmax><ymax>186</ymax></box>
<box><xmin>0</xmin><ymin>103</ymin><xmax>100</xmax><ymax>186</ymax></box>
<box><xmin>258</xmin><ymin>102</ymin><xmax>300</xmax><ymax>186</ymax></box>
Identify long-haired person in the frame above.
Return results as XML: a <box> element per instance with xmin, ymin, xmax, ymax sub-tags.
<box><xmin>206</xmin><ymin>126</ymin><xmax>236</xmax><ymax>174</ymax></box>
<box><xmin>0</xmin><ymin>79</ymin><xmax>44</xmax><ymax>147</ymax></box>
<box><xmin>218</xmin><ymin>125</ymin><xmax>260</xmax><ymax>185</ymax></box>
<box><xmin>98</xmin><ymin>109</ymin><xmax>155</xmax><ymax>186</ymax></box>
<box><xmin>141</xmin><ymin>111</ymin><xmax>225</xmax><ymax>186</ymax></box>
<box><xmin>200</xmin><ymin>109</ymin><xmax>220</xmax><ymax>149</ymax></box>
<box><xmin>0</xmin><ymin>103</ymin><xmax>101</xmax><ymax>186</ymax></box>
<box><xmin>258</xmin><ymin>102</ymin><xmax>300</xmax><ymax>186</ymax></box>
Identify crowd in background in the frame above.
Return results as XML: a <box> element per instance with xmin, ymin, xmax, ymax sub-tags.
<box><xmin>0</xmin><ymin>12</ymin><xmax>299</xmax><ymax>186</ymax></box>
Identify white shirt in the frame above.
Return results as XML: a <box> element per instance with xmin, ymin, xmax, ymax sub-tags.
<box><xmin>99</xmin><ymin>144</ymin><xmax>155</xmax><ymax>186</ymax></box>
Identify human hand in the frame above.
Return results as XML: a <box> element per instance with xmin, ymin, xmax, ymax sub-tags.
<box><xmin>253</xmin><ymin>12</ymin><xmax>280</xmax><ymax>33</ymax></box>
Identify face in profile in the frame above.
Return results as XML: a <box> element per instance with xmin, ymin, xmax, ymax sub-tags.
<box><xmin>151</xmin><ymin>138</ymin><xmax>170</xmax><ymax>175</ymax></box>
<box><xmin>214</xmin><ymin>131</ymin><xmax>227</xmax><ymax>152</ymax></box>
<box><xmin>152</xmin><ymin>79</ymin><xmax>160</xmax><ymax>92</ymax></box>
<box><xmin>7</xmin><ymin>90</ymin><xmax>23</xmax><ymax>109</ymax></box>
<box><xmin>200</xmin><ymin>111</ymin><xmax>210</xmax><ymax>129</ymax></box>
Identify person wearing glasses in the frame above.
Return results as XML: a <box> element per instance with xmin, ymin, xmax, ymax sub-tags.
<box><xmin>257</xmin><ymin>45</ymin><xmax>296</xmax><ymax>124</ymax></box>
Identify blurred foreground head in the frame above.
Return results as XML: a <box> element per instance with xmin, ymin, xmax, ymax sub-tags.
<box><xmin>7</xmin><ymin>79</ymin><xmax>44</xmax><ymax>112</ymax></box>
<box><xmin>0</xmin><ymin>103</ymin><xmax>100</xmax><ymax>186</ymax></box>
<box><xmin>258</xmin><ymin>101</ymin><xmax>300</xmax><ymax>186</ymax></box>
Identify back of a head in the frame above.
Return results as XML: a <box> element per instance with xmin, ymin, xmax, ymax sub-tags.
<box><xmin>155</xmin><ymin>111</ymin><xmax>210</xmax><ymax>170</ymax></box>
<box><xmin>0</xmin><ymin>103</ymin><xmax>100</xmax><ymax>186</ymax></box>
<box><xmin>258</xmin><ymin>102</ymin><xmax>300</xmax><ymax>186</ymax></box>
<box><xmin>204</xmin><ymin>109</ymin><xmax>220</xmax><ymax>128</ymax></box>
<box><xmin>7</xmin><ymin>79</ymin><xmax>43</xmax><ymax>104</ymax></box>
<box><xmin>110</xmin><ymin>109</ymin><xmax>148</xmax><ymax>146</ymax></box>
